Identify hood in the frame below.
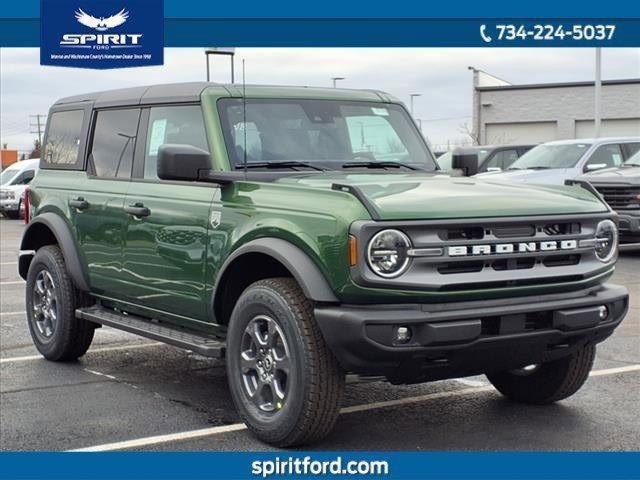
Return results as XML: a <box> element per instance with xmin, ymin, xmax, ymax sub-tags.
<box><xmin>275</xmin><ymin>172</ymin><xmax>607</xmax><ymax>220</ymax></box>
<box><xmin>0</xmin><ymin>185</ymin><xmax>26</xmax><ymax>194</ymax></box>
<box><xmin>579</xmin><ymin>165</ymin><xmax>640</xmax><ymax>184</ymax></box>
<box><xmin>475</xmin><ymin>168</ymin><xmax>572</xmax><ymax>185</ymax></box>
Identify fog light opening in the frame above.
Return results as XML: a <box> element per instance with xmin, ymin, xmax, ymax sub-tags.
<box><xmin>598</xmin><ymin>305</ymin><xmax>609</xmax><ymax>321</ymax></box>
<box><xmin>396</xmin><ymin>326</ymin><xmax>412</xmax><ymax>344</ymax></box>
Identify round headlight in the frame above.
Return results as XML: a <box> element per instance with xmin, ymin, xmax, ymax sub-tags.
<box><xmin>367</xmin><ymin>229</ymin><xmax>412</xmax><ymax>278</ymax></box>
<box><xmin>594</xmin><ymin>219</ymin><xmax>617</xmax><ymax>262</ymax></box>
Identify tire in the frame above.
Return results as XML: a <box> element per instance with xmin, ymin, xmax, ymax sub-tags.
<box><xmin>25</xmin><ymin>245</ymin><xmax>95</xmax><ymax>361</ymax></box>
<box><xmin>226</xmin><ymin>277</ymin><xmax>345</xmax><ymax>447</ymax></box>
<box><xmin>486</xmin><ymin>344</ymin><xmax>596</xmax><ymax>404</ymax></box>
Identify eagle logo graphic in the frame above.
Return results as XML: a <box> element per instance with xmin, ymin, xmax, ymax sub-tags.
<box><xmin>74</xmin><ymin>8</ymin><xmax>129</xmax><ymax>31</ymax></box>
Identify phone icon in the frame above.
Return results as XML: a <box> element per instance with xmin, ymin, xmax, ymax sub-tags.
<box><xmin>480</xmin><ymin>25</ymin><xmax>492</xmax><ymax>43</ymax></box>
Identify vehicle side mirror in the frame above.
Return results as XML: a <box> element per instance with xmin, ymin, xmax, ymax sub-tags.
<box><xmin>157</xmin><ymin>144</ymin><xmax>211</xmax><ymax>181</ymax></box>
<box><xmin>585</xmin><ymin>163</ymin><xmax>607</xmax><ymax>172</ymax></box>
<box><xmin>451</xmin><ymin>151</ymin><xmax>479</xmax><ymax>176</ymax></box>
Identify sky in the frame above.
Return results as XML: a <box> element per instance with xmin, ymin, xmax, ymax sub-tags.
<box><xmin>1</xmin><ymin>47</ymin><xmax>639</xmax><ymax>154</ymax></box>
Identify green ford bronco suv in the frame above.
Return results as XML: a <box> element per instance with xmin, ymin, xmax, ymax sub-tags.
<box><xmin>20</xmin><ymin>82</ymin><xmax>628</xmax><ymax>446</ymax></box>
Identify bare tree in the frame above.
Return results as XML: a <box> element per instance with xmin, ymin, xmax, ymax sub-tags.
<box><xmin>29</xmin><ymin>139</ymin><xmax>41</xmax><ymax>159</ymax></box>
<box><xmin>458</xmin><ymin>122</ymin><xmax>480</xmax><ymax>146</ymax></box>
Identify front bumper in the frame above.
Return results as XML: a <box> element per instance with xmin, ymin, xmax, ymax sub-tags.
<box><xmin>314</xmin><ymin>283</ymin><xmax>628</xmax><ymax>383</ymax></box>
<box><xmin>0</xmin><ymin>198</ymin><xmax>20</xmax><ymax>212</ymax></box>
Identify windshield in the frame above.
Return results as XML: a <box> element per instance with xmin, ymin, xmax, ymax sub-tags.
<box><xmin>0</xmin><ymin>165</ymin><xmax>21</xmax><ymax>185</ymax></box>
<box><xmin>625</xmin><ymin>150</ymin><xmax>640</xmax><ymax>166</ymax></box>
<box><xmin>509</xmin><ymin>143</ymin><xmax>591</xmax><ymax>170</ymax></box>
<box><xmin>218</xmin><ymin>99</ymin><xmax>436</xmax><ymax>170</ymax></box>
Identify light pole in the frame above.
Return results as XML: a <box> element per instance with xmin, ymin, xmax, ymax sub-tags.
<box><xmin>594</xmin><ymin>48</ymin><xmax>602</xmax><ymax>138</ymax></box>
<box><xmin>331</xmin><ymin>77</ymin><xmax>345</xmax><ymax>88</ymax></box>
<box><xmin>409</xmin><ymin>94</ymin><xmax>421</xmax><ymax>117</ymax></box>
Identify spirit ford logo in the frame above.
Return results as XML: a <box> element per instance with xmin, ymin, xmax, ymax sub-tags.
<box><xmin>60</xmin><ymin>34</ymin><xmax>142</xmax><ymax>45</ymax></box>
<box><xmin>59</xmin><ymin>8</ymin><xmax>142</xmax><ymax>47</ymax></box>
<box><xmin>41</xmin><ymin>0</ymin><xmax>163</xmax><ymax>69</ymax></box>
<box><xmin>448</xmin><ymin>240</ymin><xmax>578</xmax><ymax>257</ymax></box>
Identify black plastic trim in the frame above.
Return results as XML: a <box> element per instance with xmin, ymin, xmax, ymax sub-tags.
<box><xmin>314</xmin><ymin>283</ymin><xmax>628</xmax><ymax>378</ymax></box>
<box><xmin>77</xmin><ymin>305</ymin><xmax>225</xmax><ymax>357</ymax></box>
<box><xmin>332</xmin><ymin>183</ymin><xmax>381</xmax><ymax>220</ymax></box>
<box><xmin>213</xmin><ymin>237</ymin><xmax>339</xmax><ymax>306</ymax></box>
<box><xmin>564</xmin><ymin>179</ymin><xmax>613</xmax><ymax>212</ymax></box>
<box><xmin>19</xmin><ymin>213</ymin><xmax>90</xmax><ymax>291</ymax></box>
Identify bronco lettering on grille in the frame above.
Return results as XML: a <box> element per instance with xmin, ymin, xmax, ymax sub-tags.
<box><xmin>448</xmin><ymin>240</ymin><xmax>578</xmax><ymax>257</ymax></box>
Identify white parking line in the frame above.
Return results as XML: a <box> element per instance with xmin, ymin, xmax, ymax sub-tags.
<box><xmin>68</xmin><ymin>364</ymin><xmax>640</xmax><ymax>452</ymax></box>
<box><xmin>589</xmin><ymin>364</ymin><xmax>640</xmax><ymax>376</ymax></box>
<box><xmin>0</xmin><ymin>342</ymin><xmax>162</xmax><ymax>363</ymax></box>
<box><xmin>0</xmin><ymin>280</ymin><xmax>24</xmax><ymax>286</ymax></box>
<box><xmin>455</xmin><ymin>377</ymin><xmax>488</xmax><ymax>387</ymax></box>
<box><xmin>0</xmin><ymin>262</ymin><xmax>17</xmax><ymax>266</ymax></box>
<box><xmin>70</xmin><ymin>424</ymin><xmax>248</xmax><ymax>452</ymax></box>
<box><xmin>0</xmin><ymin>310</ymin><xmax>26</xmax><ymax>316</ymax></box>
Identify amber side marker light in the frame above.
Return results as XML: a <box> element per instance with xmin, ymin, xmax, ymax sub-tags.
<box><xmin>349</xmin><ymin>235</ymin><xmax>358</xmax><ymax>267</ymax></box>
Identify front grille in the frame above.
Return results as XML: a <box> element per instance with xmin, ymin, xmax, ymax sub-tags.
<box><xmin>543</xmin><ymin>254</ymin><xmax>580</xmax><ymax>267</ymax></box>
<box><xmin>352</xmin><ymin>214</ymin><xmax>612</xmax><ymax>292</ymax></box>
<box><xmin>593</xmin><ymin>185</ymin><xmax>640</xmax><ymax>209</ymax></box>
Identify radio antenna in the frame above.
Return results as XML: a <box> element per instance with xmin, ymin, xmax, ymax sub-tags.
<box><xmin>242</xmin><ymin>59</ymin><xmax>248</xmax><ymax>177</ymax></box>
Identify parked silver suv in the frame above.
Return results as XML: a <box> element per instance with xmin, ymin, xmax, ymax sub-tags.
<box><xmin>477</xmin><ymin>137</ymin><xmax>640</xmax><ymax>185</ymax></box>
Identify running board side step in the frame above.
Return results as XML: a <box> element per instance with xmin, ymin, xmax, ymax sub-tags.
<box><xmin>76</xmin><ymin>306</ymin><xmax>225</xmax><ymax>358</ymax></box>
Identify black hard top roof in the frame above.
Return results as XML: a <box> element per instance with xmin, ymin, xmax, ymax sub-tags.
<box><xmin>53</xmin><ymin>82</ymin><xmax>219</xmax><ymax>108</ymax></box>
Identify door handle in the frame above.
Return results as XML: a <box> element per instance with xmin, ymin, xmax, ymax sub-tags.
<box><xmin>69</xmin><ymin>197</ymin><xmax>89</xmax><ymax>210</ymax></box>
<box><xmin>125</xmin><ymin>203</ymin><xmax>150</xmax><ymax>218</ymax></box>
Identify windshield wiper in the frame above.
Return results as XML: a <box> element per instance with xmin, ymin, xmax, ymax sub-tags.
<box><xmin>527</xmin><ymin>166</ymin><xmax>551</xmax><ymax>170</ymax></box>
<box><xmin>341</xmin><ymin>161</ymin><xmax>417</xmax><ymax>171</ymax></box>
<box><xmin>235</xmin><ymin>161</ymin><xmax>327</xmax><ymax>171</ymax></box>
<box><xmin>622</xmin><ymin>163</ymin><xmax>640</xmax><ymax>167</ymax></box>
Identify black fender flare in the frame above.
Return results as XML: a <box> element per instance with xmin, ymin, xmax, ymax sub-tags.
<box><xmin>214</xmin><ymin>237</ymin><xmax>339</xmax><ymax>304</ymax></box>
<box><xmin>19</xmin><ymin>213</ymin><xmax>90</xmax><ymax>291</ymax></box>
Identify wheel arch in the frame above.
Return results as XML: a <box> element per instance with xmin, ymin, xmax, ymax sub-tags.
<box><xmin>19</xmin><ymin>213</ymin><xmax>90</xmax><ymax>291</ymax></box>
<box><xmin>212</xmin><ymin>238</ymin><xmax>339</xmax><ymax>325</ymax></box>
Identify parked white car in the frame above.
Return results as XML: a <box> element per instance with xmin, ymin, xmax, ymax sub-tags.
<box><xmin>0</xmin><ymin>158</ymin><xmax>39</xmax><ymax>219</ymax></box>
<box><xmin>477</xmin><ymin>137</ymin><xmax>640</xmax><ymax>185</ymax></box>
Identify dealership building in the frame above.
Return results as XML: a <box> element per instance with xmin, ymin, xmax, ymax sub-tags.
<box><xmin>470</xmin><ymin>70</ymin><xmax>640</xmax><ymax>145</ymax></box>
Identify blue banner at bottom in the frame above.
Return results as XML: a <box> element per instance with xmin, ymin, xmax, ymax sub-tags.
<box><xmin>1</xmin><ymin>452</ymin><xmax>639</xmax><ymax>480</ymax></box>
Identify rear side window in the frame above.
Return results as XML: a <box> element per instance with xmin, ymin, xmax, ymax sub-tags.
<box><xmin>484</xmin><ymin>149</ymin><xmax>519</xmax><ymax>171</ymax></box>
<box><xmin>586</xmin><ymin>144</ymin><xmax>624</xmax><ymax>170</ymax></box>
<box><xmin>144</xmin><ymin>105</ymin><xmax>209</xmax><ymax>179</ymax></box>
<box><xmin>90</xmin><ymin>109</ymin><xmax>140</xmax><ymax>178</ymax></box>
<box><xmin>623</xmin><ymin>142</ymin><xmax>640</xmax><ymax>158</ymax></box>
<box><xmin>43</xmin><ymin>110</ymin><xmax>84</xmax><ymax>167</ymax></box>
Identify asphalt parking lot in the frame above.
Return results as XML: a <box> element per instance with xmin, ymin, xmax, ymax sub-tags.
<box><xmin>1</xmin><ymin>216</ymin><xmax>638</xmax><ymax>452</ymax></box>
